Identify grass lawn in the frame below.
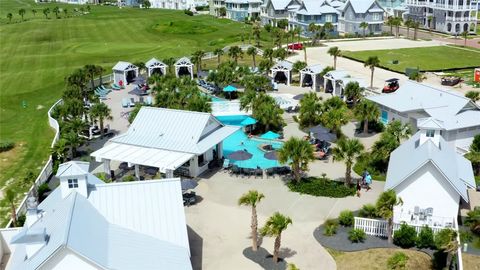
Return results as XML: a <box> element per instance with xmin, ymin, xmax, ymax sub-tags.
<box><xmin>327</xmin><ymin>248</ymin><xmax>432</xmax><ymax>270</ymax></box>
<box><xmin>0</xmin><ymin>0</ymin><xmax>275</xmax><ymax>225</ymax></box>
<box><xmin>342</xmin><ymin>46</ymin><xmax>480</xmax><ymax>73</ymax></box>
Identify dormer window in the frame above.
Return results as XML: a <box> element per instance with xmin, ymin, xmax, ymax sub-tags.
<box><xmin>68</xmin><ymin>179</ymin><xmax>79</xmax><ymax>189</ymax></box>
<box><xmin>426</xmin><ymin>130</ymin><xmax>435</xmax><ymax>138</ymax></box>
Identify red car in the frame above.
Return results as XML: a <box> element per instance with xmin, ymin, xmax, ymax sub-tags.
<box><xmin>288</xmin><ymin>42</ymin><xmax>303</xmax><ymax>50</ymax></box>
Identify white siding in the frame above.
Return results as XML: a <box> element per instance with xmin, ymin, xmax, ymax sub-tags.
<box><xmin>39</xmin><ymin>249</ymin><xmax>100</xmax><ymax>270</ymax></box>
<box><xmin>394</xmin><ymin>162</ymin><xmax>460</xmax><ymax>223</ymax></box>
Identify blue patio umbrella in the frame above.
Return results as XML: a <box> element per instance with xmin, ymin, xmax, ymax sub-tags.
<box><xmin>223</xmin><ymin>85</ymin><xmax>237</xmax><ymax>92</ymax></box>
<box><xmin>240</xmin><ymin>116</ymin><xmax>257</xmax><ymax>126</ymax></box>
<box><xmin>260</xmin><ymin>131</ymin><xmax>281</xmax><ymax>140</ymax></box>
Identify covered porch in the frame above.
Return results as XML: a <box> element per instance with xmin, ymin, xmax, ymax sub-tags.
<box><xmin>323</xmin><ymin>70</ymin><xmax>350</xmax><ymax>97</ymax></box>
<box><xmin>146</xmin><ymin>58</ymin><xmax>167</xmax><ymax>77</ymax></box>
<box><xmin>112</xmin><ymin>61</ymin><xmax>139</xmax><ymax>85</ymax></box>
<box><xmin>300</xmin><ymin>64</ymin><xmax>325</xmax><ymax>91</ymax></box>
<box><xmin>271</xmin><ymin>61</ymin><xmax>293</xmax><ymax>86</ymax></box>
<box><xmin>175</xmin><ymin>57</ymin><xmax>194</xmax><ymax>79</ymax></box>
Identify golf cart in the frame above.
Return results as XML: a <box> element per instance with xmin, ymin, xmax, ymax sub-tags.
<box><xmin>382</xmin><ymin>78</ymin><xmax>400</xmax><ymax>93</ymax></box>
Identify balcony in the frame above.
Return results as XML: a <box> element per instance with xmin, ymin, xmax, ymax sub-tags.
<box><xmin>446</xmin><ymin>16</ymin><xmax>477</xmax><ymax>22</ymax></box>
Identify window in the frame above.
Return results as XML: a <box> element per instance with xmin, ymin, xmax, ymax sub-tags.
<box><xmin>68</xmin><ymin>179</ymin><xmax>78</xmax><ymax>189</ymax></box>
<box><xmin>324</xmin><ymin>14</ymin><xmax>333</xmax><ymax>22</ymax></box>
<box><xmin>426</xmin><ymin>130</ymin><xmax>435</xmax><ymax>137</ymax></box>
<box><xmin>373</xmin><ymin>13</ymin><xmax>381</xmax><ymax>21</ymax></box>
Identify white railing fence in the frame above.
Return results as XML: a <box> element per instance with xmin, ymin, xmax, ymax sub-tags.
<box><xmin>354</xmin><ymin>217</ymin><xmax>463</xmax><ymax>270</ymax></box>
<box><xmin>201</xmin><ymin>45</ymin><xmax>264</xmax><ymax>61</ymax></box>
<box><xmin>91</xmin><ymin>73</ymin><xmax>114</xmax><ymax>88</ymax></box>
<box><xmin>6</xmin><ymin>99</ymin><xmax>63</xmax><ymax>228</ymax></box>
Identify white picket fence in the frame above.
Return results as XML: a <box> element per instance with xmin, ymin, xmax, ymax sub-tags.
<box><xmin>354</xmin><ymin>217</ymin><xmax>463</xmax><ymax>270</ymax></box>
<box><xmin>92</xmin><ymin>73</ymin><xmax>114</xmax><ymax>88</ymax></box>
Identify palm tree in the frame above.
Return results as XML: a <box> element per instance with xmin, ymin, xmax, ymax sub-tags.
<box><xmin>263</xmin><ymin>47</ymin><xmax>274</xmax><ymax>62</ymax></box>
<box><xmin>292</xmin><ymin>61</ymin><xmax>307</xmax><ymax>81</ymax></box>
<box><xmin>213</xmin><ymin>48</ymin><xmax>224</xmax><ymax>66</ymax></box>
<box><xmin>303</xmin><ymin>43</ymin><xmax>307</xmax><ymax>63</ymax></box>
<box><xmin>63</xmin><ymin>131</ymin><xmax>84</xmax><ymax>158</ymax></box>
<box><xmin>18</xmin><ymin>8</ymin><xmax>26</xmax><ymax>21</ymax></box>
<box><xmin>228</xmin><ymin>46</ymin><xmax>243</xmax><ymax>65</ymax></box>
<box><xmin>354</xmin><ymin>100</ymin><xmax>380</xmax><ymax>134</ymax></box>
<box><xmin>63</xmin><ymin>8</ymin><xmax>68</xmax><ymax>18</ymax></box>
<box><xmin>298</xmin><ymin>92</ymin><xmax>322</xmax><ymax>128</ymax></box>
<box><xmin>435</xmin><ymin>228</ymin><xmax>459</xmax><ymax>269</ymax></box>
<box><xmin>278</xmin><ymin>137</ymin><xmax>314</xmax><ymax>182</ymax></box>
<box><xmin>332</xmin><ymin>138</ymin><xmax>364</xmax><ymax>186</ymax></box>
<box><xmin>260</xmin><ymin>212</ymin><xmax>293</xmax><ymax>263</ymax></box>
<box><xmin>427</xmin><ymin>15</ymin><xmax>433</xmax><ymax>33</ymax></box>
<box><xmin>385</xmin><ymin>120</ymin><xmax>412</xmax><ymax>144</ymax></box>
<box><xmin>343</xmin><ymin>81</ymin><xmax>363</xmax><ymax>106</ymax></box>
<box><xmin>192</xmin><ymin>50</ymin><xmax>206</xmax><ymax>78</ymax></box>
<box><xmin>52</xmin><ymin>138</ymin><xmax>68</xmax><ymax>162</ymax></box>
<box><xmin>294</xmin><ymin>26</ymin><xmax>302</xmax><ymax>44</ymax></box>
<box><xmin>364</xmin><ymin>56</ymin><xmax>380</xmax><ymax>89</ymax></box>
<box><xmin>163</xmin><ymin>57</ymin><xmax>176</xmax><ymax>74</ymax></box>
<box><xmin>32</xmin><ymin>9</ymin><xmax>37</xmax><ymax>16</ymax></box>
<box><xmin>360</xmin><ymin>21</ymin><xmax>369</xmax><ymax>38</ymax></box>
<box><xmin>405</xmin><ymin>18</ymin><xmax>414</xmax><ymax>39</ymax></box>
<box><xmin>252</xmin><ymin>21</ymin><xmax>261</xmax><ymax>46</ymax></box>
<box><xmin>246</xmin><ymin>47</ymin><xmax>258</xmax><ymax>68</ymax></box>
<box><xmin>413</xmin><ymin>21</ymin><xmax>420</xmax><ymax>40</ymax></box>
<box><xmin>96</xmin><ymin>65</ymin><xmax>106</xmax><ymax>85</ymax></box>
<box><xmin>461</xmin><ymin>31</ymin><xmax>468</xmax><ymax>47</ymax></box>
<box><xmin>259</xmin><ymin>59</ymin><xmax>274</xmax><ymax>76</ymax></box>
<box><xmin>393</xmin><ymin>17</ymin><xmax>402</xmax><ymax>37</ymax></box>
<box><xmin>6</xmin><ymin>13</ymin><xmax>12</xmax><ymax>23</ymax></box>
<box><xmin>327</xmin><ymin>46</ymin><xmax>341</xmax><ymax>69</ymax></box>
<box><xmin>386</xmin><ymin>16</ymin><xmax>394</xmax><ymax>35</ymax></box>
<box><xmin>308</xmin><ymin>23</ymin><xmax>319</xmax><ymax>45</ymax></box>
<box><xmin>273</xmin><ymin>48</ymin><xmax>287</xmax><ymax>60</ymax></box>
<box><xmin>53</xmin><ymin>6</ymin><xmax>60</xmax><ymax>19</ymax></box>
<box><xmin>238</xmin><ymin>190</ymin><xmax>265</xmax><ymax>251</ymax></box>
<box><xmin>89</xmin><ymin>103</ymin><xmax>112</xmax><ymax>138</ymax></box>
<box><xmin>84</xmin><ymin>64</ymin><xmax>98</xmax><ymax>90</ymax></box>
<box><xmin>376</xmin><ymin>189</ymin><xmax>403</xmax><ymax>244</ymax></box>
<box><xmin>5</xmin><ymin>189</ymin><xmax>17</xmax><ymax>226</ymax></box>
<box><xmin>253</xmin><ymin>101</ymin><xmax>285</xmax><ymax>132</ymax></box>
<box><xmin>465</xmin><ymin>91</ymin><xmax>480</xmax><ymax>102</ymax></box>
<box><xmin>323</xmin><ymin>22</ymin><xmax>334</xmax><ymax>40</ymax></box>
<box><xmin>133</xmin><ymin>61</ymin><xmax>146</xmax><ymax>75</ymax></box>
<box><xmin>43</xmin><ymin>8</ymin><xmax>50</xmax><ymax>19</ymax></box>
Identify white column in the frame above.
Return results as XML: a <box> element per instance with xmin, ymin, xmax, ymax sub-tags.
<box><xmin>324</xmin><ymin>77</ymin><xmax>327</xmax><ymax>92</ymax></box>
<box><xmin>165</xmin><ymin>169</ymin><xmax>174</xmax><ymax>178</ymax></box>
<box><xmin>189</xmin><ymin>156</ymin><xmax>199</xmax><ymax>177</ymax></box>
<box><xmin>300</xmin><ymin>72</ymin><xmax>304</xmax><ymax>87</ymax></box>
<box><xmin>333</xmin><ymin>80</ymin><xmax>337</xmax><ymax>96</ymax></box>
<box><xmin>134</xmin><ymin>164</ymin><xmax>140</xmax><ymax>180</ymax></box>
<box><xmin>103</xmin><ymin>159</ymin><xmax>111</xmax><ymax>175</ymax></box>
<box><xmin>190</xmin><ymin>65</ymin><xmax>194</xmax><ymax>79</ymax></box>
<box><xmin>217</xmin><ymin>142</ymin><xmax>224</xmax><ymax>160</ymax></box>
<box><xmin>287</xmin><ymin>71</ymin><xmax>291</xmax><ymax>86</ymax></box>
<box><xmin>313</xmin><ymin>74</ymin><xmax>317</xmax><ymax>91</ymax></box>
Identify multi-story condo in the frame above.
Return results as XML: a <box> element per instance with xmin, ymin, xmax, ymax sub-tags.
<box><xmin>290</xmin><ymin>0</ymin><xmax>340</xmax><ymax>34</ymax></box>
<box><xmin>405</xmin><ymin>0</ymin><xmax>478</xmax><ymax>34</ymax></box>
<box><xmin>261</xmin><ymin>0</ymin><xmax>302</xmax><ymax>26</ymax></box>
<box><xmin>338</xmin><ymin>0</ymin><xmax>385</xmax><ymax>35</ymax></box>
<box><xmin>210</xmin><ymin>0</ymin><xmax>226</xmax><ymax>16</ymax></box>
<box><xmin>225</xmin><ymin>0</ymin><xmax>263</xmax><ymax>21</ymax></box>
<box><xmin>150</xmin><ymin>0</ymin><xmax>195</xmax><ymax>9</ymax></box>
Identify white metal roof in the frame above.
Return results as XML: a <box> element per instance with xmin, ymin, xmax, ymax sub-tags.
<box><xmin>345</xmin><ymin>0</ymin><xmax>382</xmax><ymax>13</ymax></box>
<box><xmin>91</xmin><ymin>142</ymin><xmax>194</xmax><ymax>172</ymax></box>
<box><xmin>385</xmin><ymin>132</ymin><xmax>476</xmax><ymax>202</ymax></box>
<box><xmin>297</xmin><ymin>0</ymin><xmax>339</xmax><ymax>15</ymax></box>
<box><xmin>271</xmin><ymin>60</ymin><xmax>293</xmax><ymax>71</ymax></box>
<box><xmin>324</xmin><ymin>70</ymin><xmax>350</xmax><ymax>80</ymax></box>
<box><xmin>112</xmin><ymin>61</ymin><xmax>137</xmax><ymax>71</ymax></box>
<box><xmin>300</xmin><ymin>64</ymin><xmax>325</xmax><ymax>75</ymax></box>
<box><xmin>340</xmin><ymin>77</ymin><xmax>368</xmax><ymax>88</ymax></box>
<box><xmin>146</xmin><ymin>57</ymin><xmax>166</xmax><ymax>68</ymax></box>
<box><xmin>56</xmin><ymin>161</ymin><xmax>90</xmax><ymax>178</ymax></box>
<box><xmin>175</xmin><ymin>57</ymin><xmax>193</xmax><ymax>66</ymax></box>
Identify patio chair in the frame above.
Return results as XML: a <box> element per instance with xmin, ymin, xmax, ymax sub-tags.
<box><xmin>130</xmin><ymin>98</ymin><xmax>135</xmax><ymax>107</ymax></box>
<box><xmin>255</xmin><ymin>169</ymin><xmax>263</xmax><ymax>178</ymax></box>
<box><xmin>222</xmin><ymin>159</ymin><xmax>231</xmax><ymax>171</ymax></box>
<box><xmin>146</xmin><ymin>96</ymin><xmax>153</xmax><ymax>105</ymax></box>
<box><xmin>139</xmin><ymin>97</ymin><xmax>145</xmax><ymax>104</ymax></box>
<box><xmin>230</xmin><ymin>165</ymin><xmax>240</xmax><ymax>176</ymax></box>
<box><xmin>266</xmin><ymin>168</ymin><xmax>274</xmax><ymax>178</ymax></box>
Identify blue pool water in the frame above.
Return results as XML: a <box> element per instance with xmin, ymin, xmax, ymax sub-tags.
<box><xmin>217</xmin><ymin>115</ymin><xmax>283</xmax><ymax>169</ymax></box>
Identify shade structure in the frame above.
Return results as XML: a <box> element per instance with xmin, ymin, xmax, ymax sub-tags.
<box><xmin>312</xmin><ymin>132</ymin><xmax>337</xmax><ymax>142</ymax></box>
<box><xmin>227</xmin><ymin>150</ymin><xmax>253</xmax><ymax>161</ymax></box>
<box><xmin>264</xmin><ymin>151</ymin><xmax>279</xmax><ymax>161</ymax></box>
<box><xmin>309</xmin><ymin>124</ymin><xmax>330</xmax><ymax>134</ymax></box>
<box><xmin>293</xmin><ymin>94</ymin><xmax>304</xmax><ymax>100</ymax></box>
<box><xmin>260</xmin><ymin>131</ymin><xmax>281</xmax><ymax>140</ymax></box>
<box><xmin>181</xmin><ymin>179</ymin><xmax>198</xmax><ymax>191</ymax></box>
<box><xmin>128</xmin><ymin>87</ymin><xmax>148</xmax><ymax>96</ymax></box>
<box><xmin>223</xmin><ymin>85</ymin><xmax>237</xmax><ymax>92</ymax></box>
<box><xmin>132</xmin><ymin>75</ymin><xmax>146</xmax><ymax>85</ymax></box>
<box><xmin>240</xmin><ymin>117</ymin><xmax>257</xmax><ymax>126</ymax></box>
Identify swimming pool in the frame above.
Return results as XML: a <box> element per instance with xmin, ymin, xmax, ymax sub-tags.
<box><xmin>217</xmin><ymin>115</ymin><xmax>283</xmax><ymax>169</ymax></box>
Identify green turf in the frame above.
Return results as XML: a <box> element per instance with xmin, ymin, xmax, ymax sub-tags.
<box><xmin>0</xmin><ymin>0</ymin><xmax>275</xmax><ymax>225</ymax></box>
<box><xmin>342</xmin><ymin>46</ymin><xmax>480</xmax><ymax>73</ymax></box>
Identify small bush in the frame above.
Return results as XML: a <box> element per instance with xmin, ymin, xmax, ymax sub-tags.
<box><xmin>123</xmin><ymin>175</ymin><xmax>135</xmax><ymax>182</ymax></box>
<box><xmin>387</xmin><ymin>251</ymin><xmax>409</xmax><ymax>270</ymax></box>
<box><xmin>358</xmin><ymin>204</ymin><xmax>378</xmax><ymax>218</ymax></box>
<box><xmin>287</xmin><ymin>177</ymin><xmax>356</xmax><ymax>198</ymax></box>
<box><xmin>15</xmin><ymin>214</ymin><xmax>26</xmax><ymax>227</ymax></box>
<box><xmin>338</xmin><ymin>210</ymin><xmax>354</xmax><ymax>227</ymax></box>
<box><xmin>348</xmin><ymin>228</ymin><xmax>366</xmax><ymax>243</ymax></box>
<box><xmin>324</xmin><ymin>219</ymin><xmax>338</xmax><ymax>236</ymax></box>
<box><xmin>394</xmin><ymin>223</ymin><xmax>417</xmax><ymax>248</ymax></box>
<box><xmin>416</xmin><ymin>225</ymin><xmax>435</xmax><ymax>249</ymax></box>
<box><xmin>37</xmin><ymin>183</ymin><xmax>51</xmax><ymax>203</ymax></box>
<box><xmin>0</xmin><ymin>141</ymin><xmax>15</xmax><ymax>152</ymax></box>
<box><xmin>460</xmin><ymin>230</ymin><xmax>473</xmax><ymax>244</ymax></box>
<box><xmin>184</xmin><ymin>9</ymin><xmax>193</xmax><ymax>16</ymax></box>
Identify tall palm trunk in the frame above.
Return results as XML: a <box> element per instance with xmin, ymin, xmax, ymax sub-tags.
<box><xmin>99</xmin><ymin>118</ymin><xmax>104</xmax><ymax>138</ymax></box>
<box><xmin>406</xmin><ymin>27</ymin><xmax>410</xmax><ymax>39</ymax></box>
<box><xmin>370</xmin><ymin>67</ymin><xmax>375</xmax><ymax>88</ymax></box>
<box><xmin>252</xmin><ymin>54</ymin><xmax>256</xmax><ymax>68</ymax></box>
<box><xmin>273</xmin><ymin>234</ymin><xmax>281</xmax><ymax>263</ymax></box>
<box><xmin>217</xmin><ymin>55</ymin><xmax>221</xmax><ymax>66</ymax></box>
<box><xmin>333</xmin><ymin>56</ymin><xmax>337</xmax><ymax>69</ymax></box>
<box><xmin>90</xmin><ymin>77</ymin><xmax>95</xmax><ymax>90</ymax></box>
<box><xmin>303</xmin><ymin>47</ymin><xmax>307</xmax><ymax>64</ymax></box>
<box><xmin>387</xmin><ymin>218</ymin><xmax>393</xmax><ymax>244</ymax></box>
<box><xmin>293</xmin><ymin>163</ymin><xmax>301</xmax><ymax>183</ymax></box>
<box><xmin>363</xmin><ymin>119</ymin><xmax>369</xmax><ymax>134</ymax></box>
<box><xmin>345</xmin><ymin>162</ymin><xmax>351</xmax><ymax>186</ymax></box>
<box><xmin>414</xmin><ymin>27</ymin><xmax>418</xmax><ymax>40</ymax></box>
<box><xmin>251</xmin><ymin>206</ymin><xmax>259</xmax><ymax>251</ymax></box>
<box><xmin>10</xmin><ymin>203</ymin><xmax>17</xmax><ymax>226</ymax></box>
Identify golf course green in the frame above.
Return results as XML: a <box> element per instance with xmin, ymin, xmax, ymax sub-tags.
<box><xmin>0</xmin><ymin>0</ymin><xmax>268</xmax><ymax>224</ymax></box>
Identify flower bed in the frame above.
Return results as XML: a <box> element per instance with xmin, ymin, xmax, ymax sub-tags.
<box><xmin>287</xmin><ymin>177</ymin><xmax>356</xmax><ymax>198</ymax></box>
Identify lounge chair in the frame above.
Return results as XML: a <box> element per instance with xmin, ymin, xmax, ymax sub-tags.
<box><xmin>111</xmin><ymin>83</ymin><xmax>121</xmax><ymax>90</ymax></box>
<box><xmin>266</xmin><ymin>168</ymin><xmax>274</xmax><ymax>178</ymax></box>
<box><xmin>130</xmin><ymin>98</ymin><xmax>135</xmax><ymax>107</ymax></box>
<box><xmin>230</xmin><ymin>165</ymin><xmax>240</xmax><ymax>176</ymax></box>
<box><xmin>222</xmin><ymin>159</ymin><xmax>230</xmax><ymax>171</ymax></box>
<box><xmin>255</xmin><ymin>169</ymin><xmax>263</xmax><ymax>178</ymax></box>
<box><xmin>146</xmin><ymin>96</ymin><xmax>152</xmax><ymax>105</ymax></box>
<box><xmin>121</xmin><ymin>98</ymin><xmax>129</xmax><ymax>108</ymax></box>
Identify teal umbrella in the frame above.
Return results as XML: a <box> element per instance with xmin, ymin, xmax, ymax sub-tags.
<box><xmin>223</xmin><ymin>85</ymin><xmax>237</xmax><ymax>92</ymax></box>
<box><xmin>240</xmin><ymin>116</ymin><xmax>257</xmax><ymax>126</ymax></box>
<box><xmin>260</xmin><ymin>131</ymin><xmax>281</xmax><ymax>140</ymax></box>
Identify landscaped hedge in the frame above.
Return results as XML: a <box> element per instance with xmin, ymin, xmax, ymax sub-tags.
<box><xmin>287</xmin><ymin>177</ymin><xmax>356</xmax><ymax>198</ymax></box>
<box><xmin>0</xmin><ymin>141</ymin><xmax>15</xmax><ymax>152</ymax></box>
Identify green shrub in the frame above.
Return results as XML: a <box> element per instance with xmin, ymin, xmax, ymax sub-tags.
<box><xmin>95</xmin><ymin>172</ymin><xmax>111</xmax><ymax>183</ymax></box>
<box><xmin>287</xmin><ymin>177</ymin><xmax>356</xmax><ymax>198</ymax></box>
<box><xmin>184</xmin><ymin>9</ymin><xmax>193</xmax><ymax>16</ymax></box>
<box><xmin>15</xmin><ymin>214</ymin><xmax>26</xmax><ymax>227</ymax></box>
<box><xmin>416</xmin><ymin>225</ymin><xmax>435</xmax><ymax>249</ymax></box>
<box><xmin>387</xmin><ymin>251</ymin><xmax>409</xmax><ymax>270</ymax></box>
<box><xmin>348</xmin><ymin>228</ymin><xmax>366</xmax><ymax>243</ymax></box>
<box><xmin>123</xmin><ymin>175</ymin><xmax>135</xmax><ymax>182</ymax></box>
<box><xmin>338</xmin><ymin>210</ymin><xmax>354</xmax><ymax>227</ymax></box>
<box><xmin>358</xmin><ymin>204</ymin><xmax>378</xmax><ymax>218</ymax></box>
<box><xmin>0</xmin><ymin>141</ymin><xmax>15</xmax><ymax>152</ymax></box>
<box><xmin>460</xmin><ymin>230</ymin><xmax>473</xmax><ymax>244</ymax></box>
<box><xmin>393</xmin><ymin>223</ymin><xmax>417</xmax><ymax>248</ymax></box>
<box><xmin>324</xmin><ymin>219</ymin><xmax>338</xmax><ymax>236</ymax></box>
<box><xmin>37</xmin><ymin>183</ymin><xmax>51</xmax><ymax>202</ymax></box>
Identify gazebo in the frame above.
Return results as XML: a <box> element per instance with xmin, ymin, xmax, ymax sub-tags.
<box><xmin>146</xmin><ymin>58</ymin><xmax>167</xmax><ymax>77</ymax></box>
<box><xmin>300</xmin><ymin>64</ymin><xmax>325</xmax><ymax>91</ymax></box>
<box><xmin>271</xmin><ymin>61</ymin><xmax>293</xmax><ymax>86</ymax></box>
<box><xmin>112</xmin><ymin>61</ymin><xmax>139</xmax><ymax>85</ymax></box>
<box><xmin>174</xmin><ymin>57</ymin><xmax>194</xmax><ymax>79</ymax></box>
<box><xmin>323</xmin><ymin>70</ymin><xmax>350</xmax><ymax>97</ymax></box>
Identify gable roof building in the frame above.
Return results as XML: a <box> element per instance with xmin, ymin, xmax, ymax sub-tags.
<box><xmin>338</xmin><ymin>0</ymin><xmax>385</xmax><ymax>34</ymax></box>
<box><xmin>1</xmin><ymin>161</ymin><xmax>192</xmax><ymax>270</ymax></box>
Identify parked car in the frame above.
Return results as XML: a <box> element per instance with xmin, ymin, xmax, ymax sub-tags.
<box><xmin>288</xmin><ymin>42</ymin><xmax>303</xmax><ymax>50</ymax></box>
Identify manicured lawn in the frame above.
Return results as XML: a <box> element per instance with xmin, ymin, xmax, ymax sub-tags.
<box><xmin>0</xmin><ymin>0</ymin><xmax>273</xmax><ymax>225</ymax></box>
<box><xmin>327</xmin><ymin>248</ymin><xmax>432</xmax><ymax>270</ymax></box>
<box><xmin>342</xmin><ymin>46</ymin><xmax>480</xmax><ymax>73</ymax></box>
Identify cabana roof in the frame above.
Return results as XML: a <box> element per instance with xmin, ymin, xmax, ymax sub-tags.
<box><xmin>271</xmin><ymin>60</ymin><xmax>293</xmax><ymax>71</ymax></box>
<box><xmin>340</xmin><ymin>77</ymin><xmax>368</xmax><ymax>88</ymax></box>
<box><xmin>146</xmin><ymin>58</ymin><xmax>167</xmax><ymax>68</ymax></box>
<box><xmin>113</xmin><ymin>61</ymin><xmax>137</xmax><ymax>71</ymax></box>
<box><xmin>300</xmin><ymin>64</ymin><xmax>325</xmax><ymax>75</ymax></box>
<box><xmin>324</xmin><ymin>70</ymin><xmax>350</xmax><ymax>81</ymax></box>
<box><xmin>175</xmin><ymin>57</ymin><xmax>193</xmax><ymax>66</ymax></box>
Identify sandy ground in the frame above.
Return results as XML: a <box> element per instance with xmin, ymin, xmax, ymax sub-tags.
<box><xmin>186</xmin><ymin>171</ymin><xmax>384</xmax><ymax>270</ymax></box>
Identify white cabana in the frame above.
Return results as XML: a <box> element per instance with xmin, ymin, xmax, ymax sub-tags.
<box><xmin>175</xmin><ymin>57</ymin><xmax>194</xmax><ymax>79</ymax></box>
<box><xmin>146</xmin><ymin>58</ymin><xmax>167</xmax><ymax>77</ymax></box>
<box><xmin>323</xmin><ymin>70</ymin><xmax>350</xmax><ymax>97</ymax></box>
<box><xmin>271</xmin><ymin>61</ymin><xmax>293</xmax><ymax>86</ymax></box>
<box><xmin>112</xmin><ymin>61</ymin><xmax>139</xmax><ymax>85</ymax></box>
<box><xmin>339</xmin><ymin>77</ymin><xmax>368</xmax><ymax>100</ymax></box>
<box><xmin>300</xmin><ymin>64</ymin><xmax>325</xmax><ymax>91</ymax></box>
